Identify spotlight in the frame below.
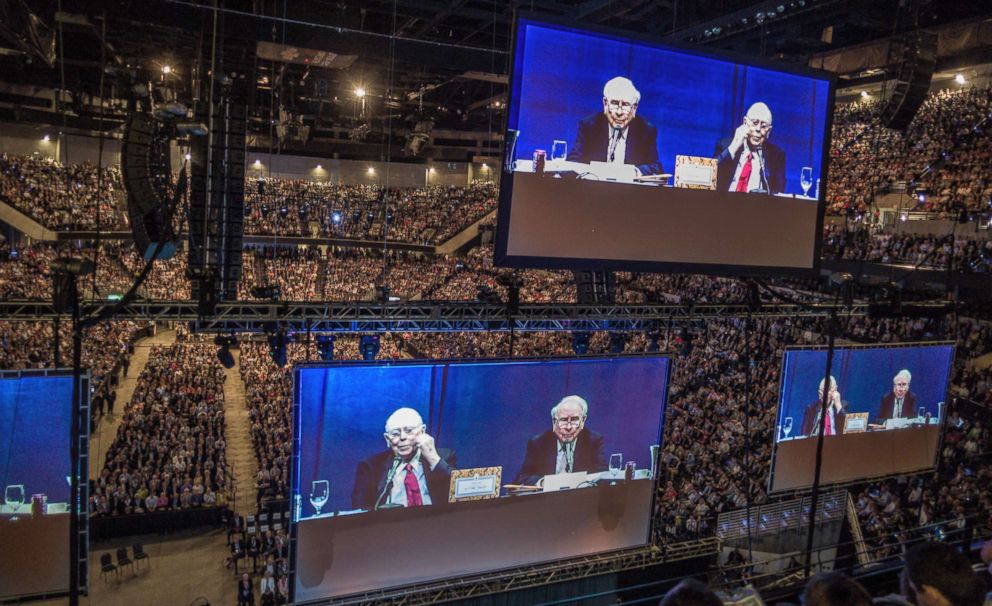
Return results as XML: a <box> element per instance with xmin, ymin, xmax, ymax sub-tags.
<box><xmin>279</xmin><ymin>206</ymin><xmax>289</xmax><ymax>218</ymax></box>
<box><xmin>331</xmin><ymin>211</ymin><xmax>342</xmax><ymax>224</ymax></box>
<box><xmin>860</xmin><ymin>91</ymin><xmax>870</xmax><ymax>99</ymax></box>
<box><xmin>214</xmin><ymin>335</ymin><xmax>236</xmax><ymax>369</ymax></box>
<box><xmin>359</xmin><ymin>334</ymin><xmax>380</xmax><ymax>360</ymax></box>
<box><xmin>316</xmin><ymin>335</ymin><xmax>335</xmax><ymax>361</ymax></box>
<box><xmin>954</xmin><ymin>73</ymin><xmax>966</xmax><ymax>85</ymax></box>
<box><xmin>184</xmin><ymin>153</ymin><xmax>191</xmax><ymax>160</ymax></box>
<box><xmin>267</xmin><ymin>329</ymin><xmax>287</xmax><ymax>368</ymax></box>
<box><xmin>367</xmin><ymin>167</ymin><xmax>375</xmax><ymax>175</ymax></box>
<box><xmin>42</xmin><ymin>134</ymin><xmax>50</xmax><ymax>142</ymax></box>
<box><xmin>250</xmin><ymin>285</ymin><xmax>281</xmax><ymax>300</ymax></box>
<box><xmin>355</xmin><ymin>87</ymin><xmax>366</xmax><ymax>98</ymax></box>
<box><xmin>609</xmin><ymin>332</ymin><xmax>627</xmax><ymax>354</ymax></box>
<box><xmin>162</xmin><ymin>65</ymin><xmax>172</xmax><ymax>74</ymax></box>
<box><xmin>254</xmin><ymin>159</ymin><xmax>262</xmax><ymax>166</ymax></box>
<box><xmin>571</xmin><ymin>332</ymin><xmax>590</xmax><ymax>355</ymax></box>
<box><xmin>315</xmin><ymin>164</ymin><xmax>322</xmax><ymax>170</ymax></box>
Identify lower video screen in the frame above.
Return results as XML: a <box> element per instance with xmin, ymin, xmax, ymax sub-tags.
<box><xmin>291</xmin><ymin>356</ymin><xmax>670</xmax><ymax>602</ymax></box>
<box><xmin>0</xmin><ymin>370</ymin><xmax>78</xmax><ymax>600</ymax></box>
<box><xmin>769</xmin><ymin>343</ymin><xmax>954</xmax><ymax>492</ymax></box>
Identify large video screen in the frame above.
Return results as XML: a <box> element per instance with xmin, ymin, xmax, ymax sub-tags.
<box><xmin>496</xmin><ymin>16</ymin><xmax>834</xmax><ymax>275</ymax></box>
<box><xmin>291</xmin><ymin>356</ymin><xmax>670</xmax><ymax>602</ymax></box>
<box><xmin>769</xmin><ymin>343</ymin><xmax>954</xmax><ymax>492</ymax></box>
<box><xmin>0</xmin><ymin>370</ymin><xmax>79</xmax><ymax>599</ymax></box>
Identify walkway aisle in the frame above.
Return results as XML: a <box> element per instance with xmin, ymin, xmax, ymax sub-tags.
<box><xmin>89</xmin><ymin>328</ymin><xmax>176</xmax><ymax>481</ymax></box>
<box><xmin>223</xmin><ymin>347</ymin><xmax>259</xmax><ymax>517</ymax></box>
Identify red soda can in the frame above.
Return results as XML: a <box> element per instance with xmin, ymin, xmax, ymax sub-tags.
<box><xmin>533</xmin><ymin>149</ymin><xmax>546</xmax><ymax>174</ymax></box>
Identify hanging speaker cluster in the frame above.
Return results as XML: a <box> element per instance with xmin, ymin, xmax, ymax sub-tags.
<box><xmin>879</xmin><ymin>31</ymin><xmax>938</xmax><ymax>132</ymax></box>
<box><xmin>121</xmin><ymin>113</ymin><xmax>178</xmax><ymax>260</ymax></box>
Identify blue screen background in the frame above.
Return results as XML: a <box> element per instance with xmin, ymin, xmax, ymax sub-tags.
<box><xmin>0</xmin><ymin>374</ymin><xmax>74</xmax><ymax>504</ymax></box>
<box><xmin>510</xmin><ymin>20</ymin><xmax>832</xmax><ymax>196</ymax></box>
<box><xmin>777</xmin><ymin>345</ymin><xmax>955</xmax><ymax>440</ymax></box>
<box><xmin>293</xmin><ymin>357</ymin><xmax>669</xmax><ymax>518</ymax></box>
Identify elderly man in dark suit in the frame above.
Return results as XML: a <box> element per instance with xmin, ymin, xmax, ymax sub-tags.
<box><xmin>514</xmin><ymin>395</ymin><xmax>608</xmax><ymax>486</ymax></box>
<box><xmin>566</xmin><ymin>76</ymin><xmax>663</xmax><ymax>176</ymax></box>
<box><xmin>716</xmin><ymin>102</ymin><xmax>787</xmax><ymax>194</ymax></box>
<box><xmin>801</xmin><ymin>376</ymin><xmax>846</xmax><ymax>438</ymax></box>
<box><xmin>351</xmin><ymin>407</ymin><xmax>456</xmax><ymax>511</ymax></box>
<box><xmin>876</xmin><ymin>369</ymin><xmax>918</xmax><ymax>424</ymax></box>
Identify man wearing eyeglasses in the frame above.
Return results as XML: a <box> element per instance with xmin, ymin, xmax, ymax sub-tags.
<box><xmin>351</xmin><ymin>407</ymin><xmax>457</xmax><ymax>511</ymax></box>
<box><xmin>513</xmin><ymin>395</ymin><xmax>607</xmax><ymax>486</ymax></box>
<box><xmin>566</xmin><ymin>76</ymin><xmax>664</xmax><ymax>176</ymax></box>
<box><xmin>715</xmin><ymin>102</ymin><xmax>786</xmax><ymax>194</ymax></box>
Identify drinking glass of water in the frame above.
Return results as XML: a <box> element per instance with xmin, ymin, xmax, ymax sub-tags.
<box><xmin>800</xmin><ymin>167</ymin><xmax>813</xmax><ymax>197</ymax></box>
<box><xmin>309</xmin><ymin>480</ymin><xmax>329</xmax><ymax>515</ymax></box>
<box><xmin>609</xmin><ymin>453</ymin><xmax>623</xmax><ymax>473</ymax></box>
<box><xmin>783</xmin><ymin>417</ymin><xmax>794</xmax><ymax>439</ymax></box>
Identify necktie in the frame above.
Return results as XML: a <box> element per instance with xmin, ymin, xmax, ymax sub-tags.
<box><xmin>824</xmin><ymin>408</ymin><xmax>833</xmax><ymax>436</ymax></box>
<box><xmin>896</xmin><ymin>398</ymin><xmax>903</xmax><ymax>418</ymax></box>
<box><xmin>404</xmin><ymin>463</ymin><xmax>423</xmax><ymax>507</ymax></box>
<box><xmin>735</xmin><ymin>153</ymin><xmax>753</xmax><ymax>192</ymax></box>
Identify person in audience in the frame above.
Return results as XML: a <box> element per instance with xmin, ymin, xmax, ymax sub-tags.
<box><xmin>877</xmin><ymin>369</ymin><xmax>919</xmax><ymax>423</ymax></box>
<box><xmin>259</xmin><ymin>569</ymin><xmax>276</xmax><ymax>606</ymax></box>
<box><xmin>801</xmin><ymin>376</ymin><xmax>846</xmax><ymax>437</ymax></box>
<box><xmin>716</xmin><ymin>102</ymin><xmax>786</xmax><ymax>194</ymax></box>
<box><xmin>566</xmin><ymin>76</ymin><xmax>664</xmax><ymax>176</ymax></box>
<box><xmin>658</xmin><ymin>578</ymin><xmax>723</xmax><ymax>606</ymax></box>
<box><xmin>802</xmin><ymin>571</ymin><xmax>873</xmax><ymax>606</ymax></box>
<box><xmin>237</xmin><ymin>572</ymin><xmax>254</xmax><ymax>606</ymax></box>
<box><xmin>874</xmin><ymin>541</ymin><xmax>988</xmax><ymax>606</ymax></box>
<box><xmin>351</xmin><ymin>407</ymin><xmax>457</xmax><ymax>510</ymax></box>
<box><xmin>513</xmin><ymin>395</ymin><xmax>608</xmax><ymax>485</ymax></box>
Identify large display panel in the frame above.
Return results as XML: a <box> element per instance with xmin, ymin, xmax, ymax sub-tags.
<box><xmin>0</xmin><ymin>370</ymin><xmax>83</xmax><ymax>600</ymax></box>
<box><xmin>291</xmin><ymin>356</ymin><xmax>670</xmax><ymax>602</ymax></box>
<box><xmin>769</xmin><ymin>343</ymin><xmax>954</xmax><ymax>493</ymax></box>
<box><xmin>496</xmin><ymin>16</ymin><xmax>834</xmax><ymax>275</ymax></box>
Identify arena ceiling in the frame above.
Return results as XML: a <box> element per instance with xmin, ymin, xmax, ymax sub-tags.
<box><xmin>1</xmin><ymin>0</ymin><xmax>989</xmax><ymax>160</ymax></box>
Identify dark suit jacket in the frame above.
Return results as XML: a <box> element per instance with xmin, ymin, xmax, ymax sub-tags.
<box><xmin>566</xmin><ymin>113</ymin><xmax>663</xmax><ymax>176</ymax></box>
<box><xmin>513</xmin><ymin>428</ymin><xmax>608</xmax><ymax>485</ymax></box>
<box><xmin>351</xmin><ymin>448</ymin><xmax>456</xmax><ymax>511</ymax></box>
<box><xmin>801</xmin><ymin>400</ymin><xmax>846</xmax><ymax>437</ymax></box>
<box><xmin>876</xmin><ymin>391</ymin><xmax>917</xmax><ymax>424</ymax></box>
<box><xmin>716</xmin><ymin>140</ymin><xmax>786</xmax><ymax>194</ymax></box>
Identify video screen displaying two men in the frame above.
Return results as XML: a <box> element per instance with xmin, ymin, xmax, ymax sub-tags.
<box><xmin>294</xmin><ymin>357</ymin><xmax>668</xmax><ymax>518</ymax></box>
<box><xmin>769</xmin><ymin>344</ymin><xmax>954</xmax><ymax>492</ymax></box>
<box><xmin>291</xmin><ymin>356</ymin><xmax>669</xmax><ymax>601</ymax></box>
<box><xmin>0</xmin><ymin>371</ymin><xmax>76</xmax><ymax>600</ymax></box>
<box><xmin>496</xmin><ymin>17</ymin><xmax>833</xmax><ymax>273</ymax></box>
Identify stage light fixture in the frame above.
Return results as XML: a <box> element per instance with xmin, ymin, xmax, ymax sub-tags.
<box><xmin>955</xmin><ymin>74</ymin><xmax>966</xmax><ymax>85</ymax></box>
<box><xmin>214</xmin><ymin>335</ymin><xmax>236</xmax><ymax>369</ymax></box>
<box><xmin>367</xmin><ymin>167</ymin><xmax>375</xmax><ymax>175</ymax></box>
<box><xmin>267</xmin><ymin>328</ymin><xmax>287</xmax><ymax>368</ymax></box>
<box><xmin>162</xmin><ymin>65</ymin><xmax>172</xmax><ymax>74</ymax></box>
<box><xmin>860</xmin><ymin>91</ymin><xmax>870</xmax><ymax>99</ymax></box>
<box><xmin>331</xmin><ymin>211</ymin><xmax>342</xmax><ymax>224</ymax></box>
<box><xmin>609</xmin><ymin>332</ymin><xmax>627</xmax><ymax>354</ymax></box>
<box><xmin>571</xmin><ymin>332</ymin><xmax>590</xmax><ymax>355</ymax></box>
<box><xmin>354</xmin><ymin>87</ymin><xmax>366</xmax><ymax>98</ymax></box>
<box><xmin>316</xmin><ymin>335</ymin><xmax>335</xmax><ymax>361</ymax></box>
<box><xmin>42</xmin><ymin>134</ymin><xmax>50</xmax><ymax>142</ymax></box>
<box><xmin>184</xmin><ymin>153</ymin><xmax>191</xmax><ymax>160</ymax></box>
<box><xmin>359</xmin><ymin>335</ymin><xmax>380</xmax><ymax>360</ymax></box>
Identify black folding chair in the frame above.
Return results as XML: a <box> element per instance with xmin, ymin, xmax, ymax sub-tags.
<box><xmin>116</xmin><ymin>547</ymin><xmax>134</xmax><ymax>576</ymax></box>
<box><xmin>132</xmin><ymin>543</ymin><xmax>150</xmax><ymax>570</ymax></box>
<box><xmin>99</xmin><ymin>552</ymin><xmax>118</xmax><ymax>581</ymax></box>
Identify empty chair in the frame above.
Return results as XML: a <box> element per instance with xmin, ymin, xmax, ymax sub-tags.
<box><xmin>132</xmin><ymin>543</ymin><xmax>150</xmax><ymax>570</ymax></box>
<box><xmin>116</xmin><ymin>547</ymin><xmax>134</xmax><ymax>575</ymax></box>
<box><xmin>100</xmin><ymin>552</ymin><xmax>118</xmax><ymax>581</ymax></box>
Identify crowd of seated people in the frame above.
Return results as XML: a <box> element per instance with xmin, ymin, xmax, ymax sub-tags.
<box><xmin>0</xmin><ymin>153</ymin><xmax>128</xmax><ymax>230</ymax></box>
<box><xmin>827</xmin><ymin>85</ymin><xmax>992</xmax><ymax>216</ymax></box>
<box><xmin>91</xmin><ymin>343</ymin><xmax>229</xmax><ymax>517</ymax></box>
<box><xmin>822</xmin><ymin>224</ymin><xmax>992</xmax><ymax>271</ymax></box>
<box><xmin>119</xmin><ymin>248</ymin><xmax>192</xmax><ymax>300</ymax></box>
<box><xmin>0</xmin><ymin>319</ymin><xmax>144</xmax><ymax>411</ymax></box>
<box><xmin>0</xmin><ymin>241</ymin><xmax>144</xmax><ymax>299</ymax></box>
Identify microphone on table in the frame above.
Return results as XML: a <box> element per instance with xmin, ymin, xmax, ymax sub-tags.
<box><xmin>373</xmin><ymin>457</ymin><xmax>402</xmax><ymax>511</ymax></box>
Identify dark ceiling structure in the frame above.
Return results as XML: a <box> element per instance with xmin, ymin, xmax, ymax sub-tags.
<box><xmin>1</xmin><ymin>0</ymin><xmax>990</xmax><ymax>162</ymax></box>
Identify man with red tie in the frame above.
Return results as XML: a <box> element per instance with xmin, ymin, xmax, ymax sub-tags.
<box><xmin>351</xmin><ymin>407</ymin><xmax>457</xmax><ymax>511</ymax></box>
<box><xmin>715</xmin><ymin>102</ymin><xmax>787</xmax><ymax>194</ymax></box>
<box><xmin>801</xmin><ymin>376</ymin><xmax>846</xmax><ymax>438</ymax></box>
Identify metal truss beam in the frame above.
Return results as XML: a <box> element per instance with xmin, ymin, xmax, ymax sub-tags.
<box><xmin>330</xmin><ymin>538</ymin><xmax>721</xmax><ymax>606</ymax></box>
<box><xmin>0</xmin><ymin>300</ymin><xmax>883</xmax><ymax>332</ymax></box>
